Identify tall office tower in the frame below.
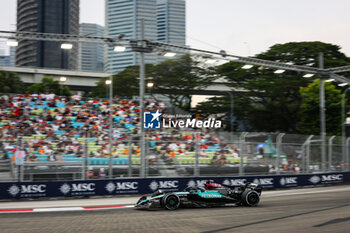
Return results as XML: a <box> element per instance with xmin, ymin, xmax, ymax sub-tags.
<box><xmin>105</xmin><ymin>0</ymin><xmax>157</xmax><ymax>73</ymax></box>
<box><xmin>9</xmin><ymin>46</ymin><xmax>16</xmax><ymax>67</ymax></box>
<box><xmin>16</xmin><ymin>0</ymin><xmax>79</xmax><ymax>70</ymax></box>
<box><xmin>157</xmin><ymin>0</ymin><xmax>185</xmax><ymax>46</ymax></box>
<box><xmin>0</xmin><ymin>41</ymin><xmax>10</xmax><ymax>66</ymax></box>
<box><xmin>157</xmin><ymin>0</ymin><xmax>186</xmax><ymax>63</ymax></box>
<box><xmin>80</xmin><ymin>23</ymin><xmax>105</xmax><ymax>72</ymax></box>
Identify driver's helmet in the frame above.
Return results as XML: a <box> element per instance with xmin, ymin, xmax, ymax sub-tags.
<box><xmin>152</xmin><ymin>190</ymin><xmax>164</xmax><ymax>197</ymax></box>
<box><xmin>205</xmin><ymin>181</ymin><xmax>223</xmax><ymax>190</ymax></box>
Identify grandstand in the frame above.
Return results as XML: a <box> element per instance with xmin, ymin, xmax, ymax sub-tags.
<box><xmin>0</xmin><ymin>93</ymin><xmax>276</xmax><ymax>181</ymax></box>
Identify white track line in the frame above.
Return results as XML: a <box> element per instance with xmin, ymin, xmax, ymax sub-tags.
<box><xmin>2</xmin><ymin>186</ymin><xmax>350</xmax><ymax>213</ymax></box>
<box><xmin>264</xmin><ymin>187</ymin><xmax>350</xmax><ymax>198</ymax></box>
<box><xmin>33</xmin><ymin>207</ymin><xmax>84</xmax><ymax>212</ymax></box>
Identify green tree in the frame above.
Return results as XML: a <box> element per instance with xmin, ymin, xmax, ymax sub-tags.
<box><xmin>91</xmin><ymin>55</ymin><xmax>215</xmax><ymax>112</ymax></box>
<box><xmin>200</xmin><ymin>41</ymin><xmax>350</xmax><ymax>132</ymax></box>
<box><xmin>195</xmin><ymin>94</ymin><xmax>249</xmax><ymax>131</ymax></box>
<box><xmin>0</xmin><ymin>70</ymin><xmax>25</xmax><ymax>93</ymax></box>
<box><xmin>28</xmin><ymin>77</ymin><xmax>72</xmax><ymax>96</ymax></box>
<box><xmin>152</xmin><ymin>54</ymin><xmax>216</xmax><ymax>111</ymax></box>
<box><xmin>299</xmin><ymin>79</ymin><xmax>344</xmax><ymax>135</ymax></box>
<box><xmin>91</xmin><ymin>64</ymin><xmax>155</xmax><ymax>98</ymax></box>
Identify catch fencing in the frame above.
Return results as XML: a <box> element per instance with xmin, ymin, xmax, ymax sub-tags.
<box><xmin>1</xmin><ymin>132</ymin><xmax>350</xmax><ymax>182</ymax></box>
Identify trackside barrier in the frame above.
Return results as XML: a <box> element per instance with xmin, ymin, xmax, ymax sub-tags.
<box><xmin>1</xmin><ymin>172</ymin><xmax>349</xmax><ymax>199</ymax></box>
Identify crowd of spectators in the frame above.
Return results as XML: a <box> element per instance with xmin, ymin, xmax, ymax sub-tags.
<box><xmin>0</xmin><ymin>93</ymin><xmax>297</xmax><ymax>174</ymax></box>
<box><xmin>0</xmin><ymin>93</ymin><xmax>243</xmax><ymax>167</ymax></box>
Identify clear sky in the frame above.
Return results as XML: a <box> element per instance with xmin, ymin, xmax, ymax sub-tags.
<box><xmin>1</xmin><ymin>0</ymin><xmax>350</xmax><ymax>57</ymax></box>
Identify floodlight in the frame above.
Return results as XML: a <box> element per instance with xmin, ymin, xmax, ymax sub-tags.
<box><xmin>61</xmin><ymin>43</ymin><xmax>73</xmax><ymax>49</ymax></box>
<box><xmin>242</xmin><ymin>64</ymin><xmax>253</xmax><ymax>69</ymax></box>
<box><xmin>114</xmin><ymin>45</ymin><xmax>126</xmax><ymax>52</ymax></box>
<box><xmin>59</xmin><ymin>77</ymin><xmax>67</xmax><ymax>82</ymax></box>
<box><xmin>164</xmin><ymin>52</ymin><xmax>176</xmax><ymax>57</ymax></box>
<box><xmin>274</xmin><ymin>69</ymin><xmax>285</xmax><ymax>74</ymax></box>
<box><xmin>7</xmin><ymin>40</ymin><xmax>18</xmax><ymax>47</ymax></box>
<box><xmin>303</xmin><ymin>74</ymin><xmax>315</xmax><ymax>78</ymax></box>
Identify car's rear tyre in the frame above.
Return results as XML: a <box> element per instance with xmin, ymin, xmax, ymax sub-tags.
<box><xmin>162</xmin><ymin>193</ymin><xmax>180</xmax><ymax>210</ymax></box>
<box><xmin>241</xmin><ymin>190</ymin><xmax>260</xmax><ymax>206</ymax></box>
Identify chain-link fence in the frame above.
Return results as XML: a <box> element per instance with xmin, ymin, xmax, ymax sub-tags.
<box><xmin>1</xmin><ymin>131</ymin><xmax>349</xmax><ymax>182</ymax></box>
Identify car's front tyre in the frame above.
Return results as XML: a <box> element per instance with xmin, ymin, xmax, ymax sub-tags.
<box><xmin>162</xmin><ymin>193</ymin><xmax>180</xmax><ymax>210</ymax></box>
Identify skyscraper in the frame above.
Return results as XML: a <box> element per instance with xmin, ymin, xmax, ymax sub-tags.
<box><xmin>16</xmin><ymin>0</ymin><xmax>79</xmax><ymax>70</ymax></box>
<box><xmin>157</xmin><ymin>0</ymin><xmax>185</xmax><ymax>46</ymax></box>
<box><xmin>9</xmin><ymin>46</ymin><xmax>16</xmax><ymax>67</ymax></box>
<box><xmin>105</xmin><ymin>0</ymin><xmax>158</xmax><ymax>74</ymax></box>
<box><xmin>0</xmin><ymin>41</ymin><xmax>14</xmax><ymax>67</ymax></box>
<box><xmin>80</xmin><ymin>23</ymin><xmax>105</xmax><ymax>72</ymax></box>
<box><xmin>157</xmin><ymin>0</ymin><xmax>186</xmax><ymax>63</ymax></box>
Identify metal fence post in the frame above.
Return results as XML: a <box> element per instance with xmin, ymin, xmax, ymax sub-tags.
<box><xmin>20</xmin><ymin>164</ymin><xmax>24</xmax><ymax>182</ymax></box>
<box><xmin>239</xmin><ymin>132</ymin><xmax>248</xmax><ymax>176</ymax></box>
<box><xmin>346</xmin><ymin>138</ymin><xmax>350</xmax><ymax>171</ymax></box>
<box><xmin>128</xmin><ymin>136</ymin><xmax>133</xmax><ymax>177</ymax></box>
<box><xmin>301</xmin><ymin>143</ymin><xmax>306</xmax><ymax>173</ymax></box>
<box><xmin>17</xmin><ymin>136</ymin><xmax>22</xmax><ymax>182</ymax></box>
<box><xmin>83</xmin><ymin>137</ymin><xmax>88</xmax><ymax>180</ymax></box>
<box><xmin>306</xmin><ymin>140</ymin><xmax>311</xmax><ymax>173</ymax></box>
<box><xmin>276</xmin><ymin>133</ymin><xmax>285</xmax><ymax>175</ymax></box>
<box><xmin>302</xmin><ymin>135</ymin><xmax>313</xmax><ymax>173</ymax></box>
<box><xmin>328</xmin><ymin>136</ymin><xmax>336</xmax><ymax>171</ymax></box>
<box><xmin>194</xmin><ymin>132</ymin><xmax>200</xmax><ymax>177</ymax></box>
<box><xmin>145</xmin><ymin>135</ymin><xmax>149</xmax><ymax>178</ymax></box>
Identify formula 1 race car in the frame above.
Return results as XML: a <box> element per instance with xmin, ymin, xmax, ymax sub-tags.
<box><xmin>135</xmin><ymin>181</ymin><xmax>262</xmax><ymax>210</ymax></box>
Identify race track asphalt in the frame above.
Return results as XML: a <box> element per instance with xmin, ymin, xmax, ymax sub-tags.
<box><xmin>1</xmin><ymin>185</ymin><xmax>350</xmax><ymax>233</ymax></box>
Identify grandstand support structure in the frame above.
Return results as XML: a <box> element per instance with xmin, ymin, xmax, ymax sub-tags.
<box><xmin>2</xmin><ymin>30</ymin><xmax>350</xmax><ymax>76</ymax></box>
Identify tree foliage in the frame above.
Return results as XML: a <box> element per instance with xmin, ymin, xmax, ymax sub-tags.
<box><xmin>198</xmin><ymin>41</ymin><xmax>350</xmax><ymax>133</ymax></box>
<box><xmin>299</xmin><ymin>79</ymin><xmax>345</xmax><ymax>135</ymax></box>
<box><xmin>91</xmin><ymin>64</ymin><xmax>155</xmax><ymax>98</ymax></box>
<box><xmin>151</xmin><ymin>54</ymin><xmax>215</xmax><ymax>111</ymax></box>
<box><xmin>28</xmin><ymin>77</ymin><xmax>72</xmax><ymax>96</ymax></box>
<box><xmin>0</xmin><ymin>70</ymin><xmax>25</xmax><ymax>93</ymax></box>
<box><xmin>195</xmin><ymin>94</ymin><xmax>250</xmax><ymax>131</ymax></box>
<box><xmin>91</xmin><ymin>55</ymin><xmax>215</xmax><ymax>112</ymax></box>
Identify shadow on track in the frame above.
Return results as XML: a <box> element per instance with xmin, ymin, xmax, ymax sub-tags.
<box><xmin>201</xmin><ymin>203</ymin><xmax>350</xmax><ymax>233</ymax></box>
<box><xmin>313</xmin><ymin>216</ymin><xmax>350</xmax><ymax>227</ymax></box>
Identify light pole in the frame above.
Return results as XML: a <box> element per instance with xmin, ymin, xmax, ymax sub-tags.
<box><xmin>139</xmin><ymin>18</ymin><xmax>146</xmax><ymax>178</ymax></box>
<box><xmin>318</xmin><ymin>53</ymin><xmax>327</xmax><ymax>172</ymax></box>
<box><xmin>105</xmin><ymin>78</ymin><xmax>113</xmax><ymax>178</ymax></box>
<box><xmin>59</xmin><ymin>76</ymin><xmax>67</xmax><ymax>96</ymax></box>
<box><xmin>341</xmin><ymin>86</ymin><xmax>350</xmax><ymax>170</ymax></box>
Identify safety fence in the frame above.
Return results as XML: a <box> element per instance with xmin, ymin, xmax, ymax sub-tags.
<box><xmin>1</xmin><ymin>132</ymin><xmax>350</xmax><ymax>182</ymax></box>
<box><xmin>0</xmin><ymin>172</ymin><xmax>349</xmax><ymax>199</ymax></box>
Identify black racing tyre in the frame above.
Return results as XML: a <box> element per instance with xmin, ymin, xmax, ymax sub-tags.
<box><xmin>162</xmin><ymin>193</ymin><xmax>180</xmax><ymax>210</ymax></box>
<box><xmin>241</xmin><ymin>190</ymin><xmax>260</xmax><ymax>206</ymax></box>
